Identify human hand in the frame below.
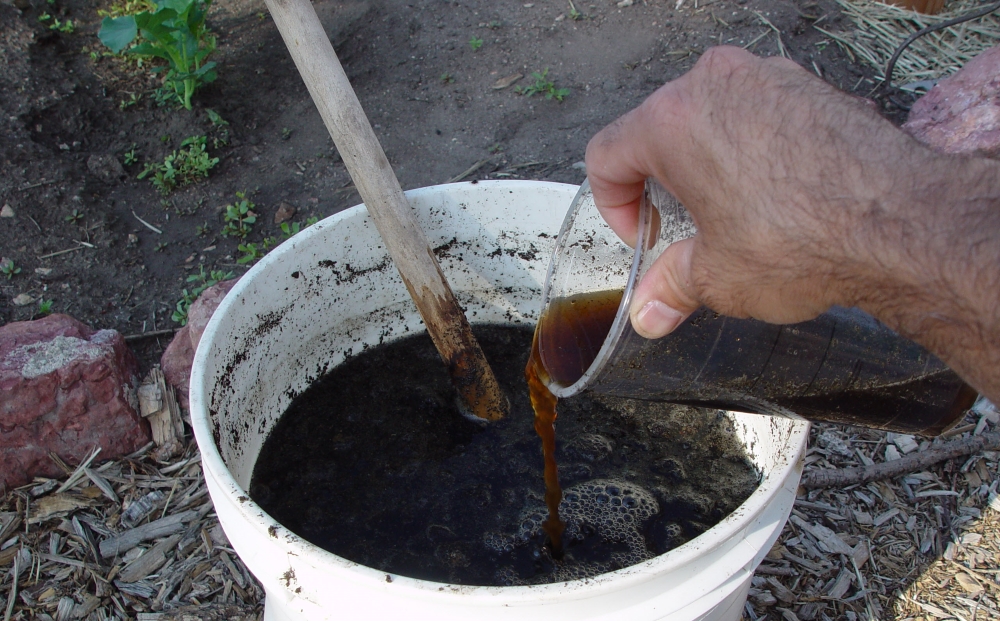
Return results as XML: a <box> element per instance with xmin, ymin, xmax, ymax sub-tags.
<box><xmin>585</xmin><ymin>46</ymin><xmax>925</xmax><ymax>339</ymax></box>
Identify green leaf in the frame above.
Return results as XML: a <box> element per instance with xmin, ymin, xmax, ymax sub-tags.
<box><xmin>98</xmin><ymin>16</ymin><xmax>138</xmax><ymax>53</ymax></box>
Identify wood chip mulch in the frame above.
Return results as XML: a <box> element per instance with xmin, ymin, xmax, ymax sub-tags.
<box><xmin>2</xmin><ymin>403</ymin><xmax>997</xmax><ymax>621</ymax></box>
<box><xmin>0</xmin><ymin>441</ymin><xmax>262</xmax><ymax>621</ymax></box>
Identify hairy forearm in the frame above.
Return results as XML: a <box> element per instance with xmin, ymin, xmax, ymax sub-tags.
<box><xmin>587</xmin><ymin>46</ymin><xmax>1000</xmax><ymax>403</ymax></box>
<box><xmin>844</xmin><ymin>153</ymin><xmax>1000</xmax><ymax>402</ymax></box>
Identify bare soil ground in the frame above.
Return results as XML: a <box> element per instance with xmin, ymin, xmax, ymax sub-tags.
<box><xmin>0</xmin><ymin>0</ymin><xmax>897</xmax><ymax>369</ymax></box>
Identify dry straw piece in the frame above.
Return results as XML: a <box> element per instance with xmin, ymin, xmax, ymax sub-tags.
<box><xmin>818</xmin><ymin>0</ymin><xmax>1000</xmax><ymax>85</ymax></box>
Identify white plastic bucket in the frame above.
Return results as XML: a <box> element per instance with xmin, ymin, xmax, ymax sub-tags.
<box><xmin>190</xmin><ymin>181</ymin><xmax>809</xmax><ymax>621</ymax></box>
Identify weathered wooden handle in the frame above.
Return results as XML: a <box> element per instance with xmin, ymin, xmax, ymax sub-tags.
<box><xmin>264</xmin><ymin>0</ymin><xmax>507</xmax><ymax>420</ymax></box>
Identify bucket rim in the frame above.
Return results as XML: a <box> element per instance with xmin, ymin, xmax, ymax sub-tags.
<box><xmin>189</xmin><ymin>180</ymin><xmax>810</xmax><ymax>604</ymax></box>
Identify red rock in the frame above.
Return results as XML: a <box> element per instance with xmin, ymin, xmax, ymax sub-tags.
<box><xmin>0</xmin><ymin>315</ymin><xmax>149</xmax><ymax>491</ymax></box>
<box><xmin>161</xmin><ymin>279</ymin><xmax>238</xmax><ymax>409</ymax></box>
<box><xmin>903</xmin><ymin>46</ymin><xmax>1000</xmax><ymax>158</ymax></box>
<box><xmin>188</xmin><ymin>279</ymin><xmax>239</xmax><ymax>349</ymax></box>
<box><xmin>161</xmin><ymin>324</ymin><xmax>194</xmax><ymax>411</ymax></box>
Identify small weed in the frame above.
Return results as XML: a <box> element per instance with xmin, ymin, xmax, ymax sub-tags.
<box><xmin>515</xmin><ymin>69</ymin><xmax>570</xmax><ymax>101</ymax></box>
<box><xmin>119</xmin><ymin>92</ymin><xmax>141</xmax><ymax>109</ymax></box>
<box><xmin>160</xmin><ymin>134</ymin><xmax>171</xmax><ymax>144</ymax></box>
<box><xmin>65</xmin><ymin>208</ymin><xmax>84</xmax><ymax>224</ymax></box>
<box><xmin>257</xmin><ymin>11</ymin><xmax>266</xmax><ymax>20</ymax></box>
<box><xmin>37</xmin><ymin>298</ymin><xmax>54</xmax><ymax>315</ymax></box>
<box><xmin>487</xmin><ymin>20</ymin><xmax>501</xmax><ymax>29</ymax></box>
<box><xmin>221</xmin><ymin>191</ymin><xmax>256</xmax><ymax>238</ymax></box>
<box><xmin>39</xmin><ymin>13</ymin><xmax>75</xmax><ymax>33</ymax></box>
<box><xmin>206</xmin><ymin>108</ymin><xmax>228</xmax><ymax>127</ymax></box>
<box><xmin>278</xmin><ymin>217</ymin><xmax>318</xmax><ymax>240</ymax></box>
<box><xmin>138</xmin><ymin>135</ymin><xmax>219</xmax><ymax>195</ymax></box>
<box><xmin>488</xmin><ymin>143</ymin><xmax>503</xmax><ymax>154</ymax></box>
<box><xmin>196</xmin><ymin>222</ymin><xmax>210</xmax><ymax>236</ymax></box>
<box><xmin>154</xmin><ymin>241</ymin><xmax>169</xmax><ymax>252</ymax></box>
<box><xmin>123</xmin><ymin>146</ymin><xmax>138</xmax><ymax>166</ymax></box>
<box><xmin>281</xmin><ymin>127</ymin><xmax>292</xmax><ymax>140</ymax></box>
<box><xmin>171</xmin><ymin>266</ymin><xmax>234</xmax><ymax>324</ymax></box>
<box><xmin>236</xmin><ymin>242</ymin><xmax>265</xmax><ymax>265</ymax></box>
<box><xmin>469</xmin><ymin>36</ymin><xmax>483</xmax><ymax>51</ymax></box>
<box><xmin>440</xmin><ymin>72</ymin><xmax>454</xmax><ymax>84</ymax></box>
<box><xmin>0</xmin><ymin>258</ymin><xmax>21</xmax><ymax>280</ymax></box>
<box><xmin>568</xmin><ymin>0</ymin><xmax>583</xmax><ymax>20</ymax></box>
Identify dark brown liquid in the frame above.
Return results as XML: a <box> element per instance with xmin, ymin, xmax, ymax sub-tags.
<box><xmin>250</xmin><ymin>325</ymin><xmax>760</xmax><ymax>586</ymax></box>
<box><xmin>536</xmin><ymin>290</ymin><xmax>623</xmax><ymax>388</ymax></box>
<box><xmin>524</xmin><ymin>290</ymin><xmax>623</xmax><ymax>557</ymax></box>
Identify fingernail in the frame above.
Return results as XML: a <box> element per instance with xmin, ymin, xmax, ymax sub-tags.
<box><xmin>634</xmin><ymin>301</ymin><xmax>685</xmax><ymax>338</ymax></box>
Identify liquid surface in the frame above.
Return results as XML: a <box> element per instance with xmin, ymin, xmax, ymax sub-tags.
<box><xmin>251</xmin><ymin>325</ymin><xmax>761</xmax><ymax>586</ymax></box>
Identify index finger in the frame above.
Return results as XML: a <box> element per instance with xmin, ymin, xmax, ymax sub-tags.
<box><xmin>584</xmin><ymin>110</ymin><xmax>651</xmax><ymax>248</ymax></box>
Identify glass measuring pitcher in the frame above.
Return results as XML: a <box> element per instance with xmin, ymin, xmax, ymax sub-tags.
<box><xmin>535</xmin><ymin>179</ymin><xmax>977</xmax><ymax>435</ymax></box>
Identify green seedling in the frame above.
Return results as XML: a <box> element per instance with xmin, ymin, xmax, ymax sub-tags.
<box><xmin>281</xmin><ymin>127</ymin><xmax>292</xmax><ymax>140</ymax></box>
<box><xmin>206</xmin><ymin>108</ymin><xmax>228</xmax><ymax>127</ymax></box>
<box><xmin>0</xmin><ymin>258</ymin><xmax>21</xmax><ymax>280</ymax></box>
<box><xmin>171</xmin><ymin>266</ymin><xmax>233</xmax><ymax>324</ymax></box>
<box><xmin>119</xmin><ymin>92</ymin><xmax>141</xmax><ymax>109</ymax></box>
<box><xmin>123</xmin><ymin>146</ymin><xmax>138</xmax><ymax>165</ymax></box>
<box><xmin>37</xmin><ymin>299</ymin><xmax>54</xmax><ymax>315</ymax></box>
<box><xmin>469</xmin><ymin>36</ymin><xmax>483</xmax><ymax>51</ymax></box>
<box><xmin>39</xmin><ymin>13</ymin><xmax>75</xmax><ymax>33</ymax></box>
<box><xmin>138</xmin><ymin>135</ymin><xmax>218</xmax><ymax>195</ymax></box>
<box><xmin>568</xmin><ymin>0</ymin><xmax>583</xmax><ymax>20</ymax></box>
<box><xmin>98</xmin><ymin>0</ymin><xmax>217</xmax><ymax>110</ymax></box>
<box><xmin>65</xmin><ymin>208</ymin><xmax>84</xmax><ymax>224</ymax></box>
<box><xmin>236</xmin><ymin>242</ymin><xmax>265</xmax><ymax>265</ymax></box>
<box><xmin>278</xmin><ymin>217</ymin><xmax>318</xmax><ymax>241</ymax></box>
<box><xmin>196</xmin><ymin>221</ymin><xmax>210</xmax><ymax>236</ymax></box>
<box><xmin>221</xmin><ymin>191</ymin><xmax>256</xmax><ymax>238</ymax></box>
<box><xmin>440</xmin><ymin>72</ymin><xmax>454</xmax><ymax>84</ymax></box>
<box><xmin>515</xmin><ymin>68</ymin><xmax>569</xmax><ymax>101</ymax></box>
<box><xmin>154</xmin><ymin>241</ymin><xmax>169</xmax><ymax>252</ymax></box>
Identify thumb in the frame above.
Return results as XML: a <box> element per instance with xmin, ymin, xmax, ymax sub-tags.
<box><xmin>628</xmin><ymin>238</ymin><xmax>701</xmax><ymax>339</ymax></box>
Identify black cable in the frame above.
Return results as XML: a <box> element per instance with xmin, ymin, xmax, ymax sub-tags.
<box><xmin>879</xmin><ymin>0</ymin><xmax>1000</xmax><ymax>92</ymax></box>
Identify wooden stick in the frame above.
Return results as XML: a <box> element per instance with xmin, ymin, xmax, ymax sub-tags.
<box><xmin>801</xmin><ymin>431</ymin><xmax>1000</xmax><ymax>488</ymax></box>
<box><xmin>262</xmin><ymin>0</ymin><xmax>506</xmax><ymax>420</ymax></box>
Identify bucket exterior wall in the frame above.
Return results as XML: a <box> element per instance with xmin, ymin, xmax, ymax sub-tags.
<box><xmin>190</xmin><ymin>181</ymin><xmax>810</xmax><ymax>621</ymax></box>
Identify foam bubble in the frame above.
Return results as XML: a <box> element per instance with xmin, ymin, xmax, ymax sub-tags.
<box><xmin>483</xmin><ymin>478</ymin><xmax>660</xmax><ymax>583</ymax></box>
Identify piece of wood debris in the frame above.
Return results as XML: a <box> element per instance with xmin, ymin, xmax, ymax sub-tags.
<box><xmin>492</xmin><ymin>73</ymin><xmax>523</xmax><ymax>89</ymax></box>
<box><xmin>121</xmin><ymin>491</ymin><xmax>166</xmax><ymax>529</ymax></box>
<box><xmin>99</xmin><ymin>509</ymin><xmax>199</xmax><ymax>558</ymax></box>
<box><xmin>789</xmin><ymin>515</ymin><xmax>853</xmax><ymax>556</ymax></box>
<box><xmin>28</xmin><ymin>494</ymin><xmax>94</xmax><ymax>524</ymax></box>
<box><xmin>135</xmin><ymin>603</ymin><xmax>260</xmax><ymax>620</ymax></box>
<box><xmin>138</xmin><ymin>368</ymin><xmax>185</xmax><ymax>460</ymax></box>
<box><xmin>118</xmin><ymin>533</ymin><xmax>182</xmax><ymax>583</ymax></box>
<box><xmin>54</xmin><ymin>447</ymin><xmax>102</xmax><ymax>494</ymax></box>
<box><xmin>801</xmin><ymin>431</ymin><xmax>1000</xmax><ymax>488</ymax></box>
<box><xmin>826</xmin><ymin>568</ymin><xmax>854</xmax><ymax>599</ymax></box>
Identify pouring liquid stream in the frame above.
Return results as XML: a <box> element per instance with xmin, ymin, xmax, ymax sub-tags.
<box><xmin>525</xmin><ymin>289</ymin><xmax>624</xmax><ymax>559</ymax></box>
